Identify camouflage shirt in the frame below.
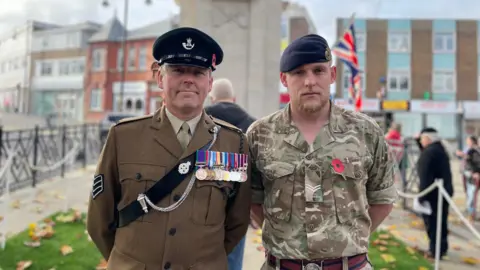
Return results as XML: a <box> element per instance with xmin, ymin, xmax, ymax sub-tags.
<box><xmin>247</xmin><ymin>104</ymin><xmax>398</xmax><ymax>259</ymax></box>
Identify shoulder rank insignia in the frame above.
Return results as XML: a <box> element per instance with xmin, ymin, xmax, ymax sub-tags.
<box><xmin>211</xmin><ymin>117</ymin><xmax>242</xmax><ymax>133</ymax></box>
<box><xmin>115</xmin><ymin>114</ymin><xmax>153</xmax><ymax>126</ymax></box>
<box><xmin>92</xmin><ymin>174</ymin><xmax>104</xmax><ymax>199</ymax></box>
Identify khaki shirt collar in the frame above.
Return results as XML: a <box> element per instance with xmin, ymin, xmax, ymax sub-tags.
<box><xmin>165</xmin><ymin>108</ymin><xmax>202</xmax><ymax>135</ymax></box>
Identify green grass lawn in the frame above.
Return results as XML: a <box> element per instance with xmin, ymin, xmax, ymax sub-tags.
<box><xmin>368</xmin><ymin>230</ymin><xmax>433</xmax><ymax>269</ymax></box>
<box><xmin>0</xmin><ymin>212</ymin><xmax>433</xmax><ymax>270</ymax></box>
<box><xmin>0</xmin><ymin>211</ymin><xmax>103</xmax><ymax>270</ymax></box>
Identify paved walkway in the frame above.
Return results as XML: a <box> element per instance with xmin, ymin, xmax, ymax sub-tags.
<box><xmin>1</xmin><ymin>163</ymin><xmax>479</xmax><ymax>269</ymax></box>
<box><xmin>0</xmin><ymin>165</ymin><xmax>265</xmax><ymax>268</ymax></box>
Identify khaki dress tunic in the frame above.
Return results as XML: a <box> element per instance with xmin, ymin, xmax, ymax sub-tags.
<box><xmin>87</xmin><ymin>107</ymin><xmax>251</xmax><ymax>270</ymax></box>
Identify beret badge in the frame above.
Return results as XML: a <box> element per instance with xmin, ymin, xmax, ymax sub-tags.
<box><xmin>325</xmin><ymin>47</ymin><xmax>332</xmax><ymax>61</ymax></box>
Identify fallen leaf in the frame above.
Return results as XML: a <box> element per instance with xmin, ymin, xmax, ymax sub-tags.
<box><xmin>60</xmin><ymin>245</ymin><xmax>73</xmax><ymax>256</ymax></box>
<box><xmin>461</xmin><ymin>257</ymin><xmax>479</xmax><ymax>265</ymax></box>
<box><xmin>378</xmin><ymin>246</ymin><xmax>388</xmax><ymax>252</ymax></box>
<box><xmin>255</xmin><ymin>229</ymin><xmax>262</xmax><ymax>236</ymax></box>
<box><xmin>378</xmin><ymin>234</ymin><xmax>391</xmax><ymax>240</ymax></box>
<box><xmin>418</xmin><ymin>267</ymin><xmax>429</xmax><ymax>270</ymax></box>
<box><xmin>11</xmin><ymin>200</ymin><xmax>21</xmax><ymax>209</ymax></box>
<box><xmin>96</xmin><ymin>259</ymin><xmax>108</xmax><ymax>270</ymax></box>
<box><xmin>452</xmin><ymin>244</ymin><xmax>462</xmax><ymax>251</ymax></box>
<box><xmin>252</xmin><ymin>237</ymin><xmax>262</xmax><ymax>244</ymax></box>
<box><xmin>23</xmin><ymin>241</ymin><xmax>41</xmax><ymax>248</ymax></box>
<box><xmin>380</xmin><ymin>254</ymin><xmax>396</xmax><ymax>263</ymax></box>
<box><xmin>406</xmin><ymin>246</ymin><xmax>416</xmax><ymax>255</ymax></box>
<box><xmin>257</xmin><ymin>246</ymin><xmax>265</xmax><ymax>252</ymax></box>
<box><xmin>16</xmin><ymin>260</ymin><xmax>32</xmax><ymax>270</ymax></box>
<box><xmin>407</xmin><ymin>236</ymin><xmax>417</xmax><ymax>242</ymax></box>
<box><xmin>389</xmin><ymin>241</ymin><xmax>400</xmax><ymax>247</ymax></box>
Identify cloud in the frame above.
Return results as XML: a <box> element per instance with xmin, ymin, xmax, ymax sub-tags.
<box><xmin>0</xmin><ymin>0</ymin><xmax>179</xmax><ymax>33</ymax></box>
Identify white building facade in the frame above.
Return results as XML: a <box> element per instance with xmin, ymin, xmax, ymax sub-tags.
<box><xmin>0</xmin><ymin>21</ymin><xmax>56</xmax><ymax>113</ymax></box>
<box><xmin>30</xmin><ymin>22</ymin><xmax>100</xmax><ymax>121</ymax></box>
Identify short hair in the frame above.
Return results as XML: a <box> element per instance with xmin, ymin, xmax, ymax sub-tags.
<box><xmin>469</xmin><ymin>135</ymin><xmax>478</xmax><ymax>145</ymax></box>
<box><xmin>210</xmin><ymin>78</ymin><xmax>234</xmax><ymax>100</ymax></box>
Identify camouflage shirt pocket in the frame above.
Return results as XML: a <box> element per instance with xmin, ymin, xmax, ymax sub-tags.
<box><xmin>330</xmin><ymin>157</ymin><xmax>369</xmax><ymax>224</ymax></box>
<box><xmin>262</xmin><ymin>162</ymin><xmax>295</xmax><ymax>222</ymax></box>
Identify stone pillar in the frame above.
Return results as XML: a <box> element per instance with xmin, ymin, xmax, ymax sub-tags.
<box><xmin>176</xmin><ymin>0</ymin><xmax>281</xmax><ymax>119</ymax></box>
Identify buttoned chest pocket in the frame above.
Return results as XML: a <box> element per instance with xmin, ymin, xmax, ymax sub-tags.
<box><xmin>329</xmin><ymin>156</ymin><xmax>370</xmax><ymax>224</ymax></box>
<box><xmin>262</xmin><ymin>161</ymin><xmax>295</xmax><ymax>222</ymax></box>
<box><xmin>118</xmin><ymin>163</ymin><xmax>165</xmax><ymax>223</ymax></box>
<box><xmin>192</xmin><ymin>180</ymin><xmax>235</xmax><ymax>226</ymax></box>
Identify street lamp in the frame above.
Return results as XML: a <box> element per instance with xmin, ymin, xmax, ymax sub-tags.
<box><xmin>101</xmin><ymin>0</ymin><xmax>153</xmax><ymax>112</ymax></box>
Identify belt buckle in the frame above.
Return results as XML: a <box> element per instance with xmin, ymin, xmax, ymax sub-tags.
<box><xmin>304</xmin><ymin>262</ymin><xmax>322</xmax><ymax>270</ymax></box>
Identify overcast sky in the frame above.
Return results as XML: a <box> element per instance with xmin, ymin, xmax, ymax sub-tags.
<box><xmin>1</xmin><ymin>0</ymin><xmax>479</xmax><ymax>45</ymax></box>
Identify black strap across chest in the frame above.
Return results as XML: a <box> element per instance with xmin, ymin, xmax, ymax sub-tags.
<box><xmin>116</xmin><ymin>145</ymin><xmax>208</xmax><ymax>228</ymax></box>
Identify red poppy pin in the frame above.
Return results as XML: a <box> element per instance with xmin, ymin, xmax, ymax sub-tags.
<box><xmin>331</xmin><ymin>159</ymin><xmax>345</xmax><ymax>173</ymax></box>
<box><xmin>212</xmin><ymin>54</ymin><xmax>216</xmax><ymax>68</ymax></box>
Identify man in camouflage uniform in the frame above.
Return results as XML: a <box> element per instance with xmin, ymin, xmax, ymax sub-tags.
<box><xmin>248</xmin><ymin>34</ymin><xmax>398</xmax><ymax>270</ymax></box>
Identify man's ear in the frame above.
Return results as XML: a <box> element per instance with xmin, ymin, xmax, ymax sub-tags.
<box><xmin>280</xmin><ymin>72</ymin><xmax>288</xmax><ymax>87</ymax></box>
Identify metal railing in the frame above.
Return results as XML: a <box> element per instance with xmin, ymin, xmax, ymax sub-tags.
<box><xmin>0</xmin><ymin>123</ymin><xmax>103</xmax><ymax>195</ymax></box>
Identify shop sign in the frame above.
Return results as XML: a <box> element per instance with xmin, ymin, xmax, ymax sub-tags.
<box><xmin>410</xmin><ymin>100</ymin><xmax>457</xmax><ymax>114</ymax></box>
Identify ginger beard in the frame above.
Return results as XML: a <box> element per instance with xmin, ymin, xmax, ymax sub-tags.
<box><xmin>281</xmin><ymin>62</ymin><xmax>336</xmax><ymax>115</ymax></box>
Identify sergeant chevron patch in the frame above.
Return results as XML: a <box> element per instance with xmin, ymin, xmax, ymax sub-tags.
<box><xmin>92</xmin><ymin>174</ymin><xmax>104</xmax><ymax>199</ymax></box>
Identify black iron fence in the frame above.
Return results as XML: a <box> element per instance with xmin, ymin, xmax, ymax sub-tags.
<box><xmin>0</xmin><ymin>123</ymin><xmax>103</xmax><ymax>195</ymax></box>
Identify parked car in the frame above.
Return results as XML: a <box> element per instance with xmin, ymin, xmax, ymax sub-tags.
<box><xmin>100</xmin><ymin>112</ymin><xmax>139</xmax><ymax>142</ymax></box>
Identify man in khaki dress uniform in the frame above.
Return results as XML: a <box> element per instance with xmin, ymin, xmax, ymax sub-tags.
<box><xmin>248</xmin><ymin>34</ymin><xmax>398</xmax><ymax>270</ymax></box>
<box><xmin>87</xmin><ymin>27</ymin><xmax>251</xmax><ymax>270</ymax></box>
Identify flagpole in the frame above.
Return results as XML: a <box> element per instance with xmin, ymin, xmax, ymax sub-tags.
<box><xmin>332</xmin><ymin>12</ymin><xmax>356</xmax><ymax>49</ymax></box>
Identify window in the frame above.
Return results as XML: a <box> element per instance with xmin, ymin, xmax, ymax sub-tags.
<box><xmin>432</xmin><ymin>71</ymin><xmax>455</xmax><ymax>93</ymax></box>
<box><xmin>433</xmin><ymin>33</ymin><xmax>455</xmax><ymax>53</ymax></box>
<box><xmin>388</xmin><ymin>71</ymin><xmax>410</xmax><ymax>92</ymax></box>
<box><xmin>342</xmin><ymin>69</ymin><xmax>366</xmax><ymax>96</ymax></box>
<box><xmin>92</xmin><ymin>48</ymin><xmax>105</xmax><ymax>71</ymax></box>
<box><xmin>67</xmin><ymin>33</ymin><xmax>78</xmax><ymax>48</ymax></box>
<box><xmin>128</xmin><ymin>47</ymin><xmax>136</xmax><ymax>70</ymax></box>
<box><xmin>40</xmin><ymin>62</ymin><xmax>53</xmax><ymax>76</ymax></box>
<box><xmin>71</xmin><ymin>60</ymin><xmax>85</xmax><ymax>74</ymax></box>
<box><xmin>355</xmin><ymin>32</ymin><xmax>366</xmax><ymax>51</ymax></box>
<box><xmin>138</xmin><ymin>46</ymin><xmax>147</xmax><ymax>70</ymax></box>
<box><xmin>59</xmin><ymin>61</ymin><xmax>69</xmax><ymax>75</ymax></box>
<box><xmin>117</xmin><ymin>48</ymin><xmax>124</xmax><ymax>70</ymax></box>
<box><xmin>135</xmin><ymin>99</ymin><xmax>143</xmax><ymax>110</ymax></box>
<box><xmin>90</xmin><ymin>89</ymin><xmax>102</xmax><ymax>111</ymax></box>
<box><xmin>388</xmin><ymin>32</ymin><xmax>410</xmax><ymax>52</ymax></box>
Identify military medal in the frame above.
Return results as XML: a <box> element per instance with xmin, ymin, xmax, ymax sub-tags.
<box><xmin>214</xmin><ymin>151</ymin><xmax>223</xmax><ymax>181</ymax></box>
<box><xmin>222</xmin><ymin>152</ymin><xmax>230</xmax><ymax>181</ymax></box>
<box><xmin>204</xmin><ymin>151</ymin><xmax>214</xmax><ymax>180</ymax></box>
<box><xmin>239</xmin><ymin>154</ymin><xmax>248</xmax><ymax>182</ymax></box>
<box><xmin>195</xmin><ymin>150</ymin><xmax>207</xmax><ymax>180</ymax></box>
<box><xmin>229</xmin><ymin>153</ymin><xmax>241</xmax><ymax>182</ymax></box>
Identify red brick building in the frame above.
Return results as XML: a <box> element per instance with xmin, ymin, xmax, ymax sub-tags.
<box><xmin>84</xmin><ymin>15</ymin><xmax>175</xmax><ymax>122</ymax></box>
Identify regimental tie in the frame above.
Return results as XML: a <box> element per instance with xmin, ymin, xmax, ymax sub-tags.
<box><xmin>177</xmin><ymin>122</ymin><xmax>191</xmax><ymax>150</ymax></box>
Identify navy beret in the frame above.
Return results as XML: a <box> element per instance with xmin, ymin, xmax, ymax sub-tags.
<box><xmin>152</xmin><ymin>27</ymin><xmax>224</xmax><ymax>71</ymax></box>
<box><xmin>280</xmin><ymin>34</ymin><xmax>332</xmax><ymax>72</ymax></box>
<box><xmin>421</xmin><ymin>127</ymin><xmax>438</xmax><ymax>134</ymax></box>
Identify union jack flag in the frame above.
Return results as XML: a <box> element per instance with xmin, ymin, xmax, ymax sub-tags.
<box><xmin>332</xmin><ymin>18</ymin><xmax>362</xmax><ymax>112</ymax></box>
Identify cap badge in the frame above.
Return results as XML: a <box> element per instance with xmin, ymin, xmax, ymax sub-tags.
<box><xmin>325</xmin><ymin>47</ymin><xmax>331</xmax><ymax>61</ymax></box>
<box><xmin>182</xmin><ymin>38</ymin><xmax>195</xmax><ymax>50</ymax></box>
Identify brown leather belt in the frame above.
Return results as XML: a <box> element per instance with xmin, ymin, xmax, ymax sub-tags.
<box><xmin>267</xmin><ymin>253</ymin><xmax>368</xmax><ymax>270</ymax></box>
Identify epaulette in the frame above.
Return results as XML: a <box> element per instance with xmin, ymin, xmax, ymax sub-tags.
<box><xmin>115</xmin><ymin>114</ymin><xmax>153</xmax><ymax>126</ymax></box>
<box><xmin>211</xmin><ymin>117</ymin><xmax>243</xmax><ymax>133</ymax></box>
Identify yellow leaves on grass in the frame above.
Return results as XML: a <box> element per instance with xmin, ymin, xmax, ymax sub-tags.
<box><xmin>96</xmin><ymin>259</ymin><xmax>108</xmax><ymax>270</ymax></box>
<box><xmin>16</xmin><ymin>260</ymin><xmax>32</xmax><ymax>270</ymax></box>
<box><xmin>380</xmin><ymin>254</ymin><xmax>396</xmax><ymax>263</ymax></box>
<box><xmin>60</xmin><ymin>245</ymin><xmax>73</xmax><ymax>256</ymax></box>
<box><xmin>55</xmin><ymin>210</ymin><xmax>82</xmax><ymax>223</ymax></box>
